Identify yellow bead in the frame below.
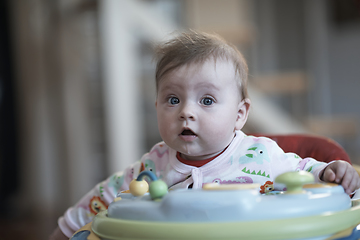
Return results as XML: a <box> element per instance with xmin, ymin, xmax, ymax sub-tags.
<box><xmin>129</xmin><ymin>179</ymin><xmax>149</xmax><ymax>196</ymax></box>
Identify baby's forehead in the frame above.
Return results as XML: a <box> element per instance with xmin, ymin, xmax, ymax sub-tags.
<box><xmin>160</xmin><ymin>58</ymin><xmax>238</xmax><ymax>82</ymax></box>
<box><xmin>157</xmin><ymin>59</ymin><xmax>241</xmax><ymax>95</ymax></box>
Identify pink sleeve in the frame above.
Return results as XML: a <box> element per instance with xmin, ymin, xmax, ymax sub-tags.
<box><xmin>58</xmin><ymin>179</ymin><xmax>115</xmax><ymax>237</ymax></box>
<box><xmin>57</xmin><ymin>161</ymin><xmax>142</xmax><ymax>237</ymax></box>
<box><xmin>267</xmin><ymin>139</ymin><xmax>328</xmax><ymax>182</ymax></box>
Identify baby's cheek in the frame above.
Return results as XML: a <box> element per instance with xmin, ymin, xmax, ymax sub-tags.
<box><xmin>159</xmin><ymin>121</ymin><xmax>177</xmax><ymax>140</ymax></box>
<box><xmin>207</xmin><ymin>130</ymin><xmax>233</xmax><ymax>147</ymax></box>
<box><xmin>209</xmin><ymin>121</ymin><xmax>234</xmax><ymax>137</ymax></box>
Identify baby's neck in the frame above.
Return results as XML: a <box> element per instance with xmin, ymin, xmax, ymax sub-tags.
<box><xmin>177</xmin><ymin>148</ymin><xmax>226</xmax><ymax>167</ymax></box>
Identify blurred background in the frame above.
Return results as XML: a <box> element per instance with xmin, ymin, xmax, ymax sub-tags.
<box><xmin>1</xmin><ymin>0</ymin><xmax>360</xmax><ymax>239</ymax></box>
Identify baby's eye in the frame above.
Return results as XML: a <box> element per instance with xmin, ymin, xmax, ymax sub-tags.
<box><xmin>201</xmin><ymin>97</ymin><xmax>214</xmax><ymax>106</ymax></box>
<box><xmin>168</xmin><ymin>97</ymin><xmax>180</xmax><ymax>105</ymax></box>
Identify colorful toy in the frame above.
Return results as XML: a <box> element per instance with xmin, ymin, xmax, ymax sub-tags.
<box><xmin>71</xmin><ymin>170</ymin><xmax>360</xmax><ymax>240</ymax></box>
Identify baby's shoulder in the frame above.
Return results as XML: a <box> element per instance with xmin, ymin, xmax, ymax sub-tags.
<box><xmin>149</xmin><ymin>141</ymin><xmax>169</xmax><ymax>152</ymax></box>
<box><xmin>145</xmin><ymin>141</ymin><xmax>171</xmax><ymax>160</ymax></box>
<box><xmin>235</xmin><ymin>134</ymin><xmax>285</xmax><ymax>156</ymax></box>
<box><xmin>242</xmin><ymin>134</ymin><xmax>278</xmax><ymax>147</ymax></box>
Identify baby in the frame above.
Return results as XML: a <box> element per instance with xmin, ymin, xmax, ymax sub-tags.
<box><xmin>50</xmin><ymin>30</ymin><xmax>360</xmax><ymax>239</ymax></box>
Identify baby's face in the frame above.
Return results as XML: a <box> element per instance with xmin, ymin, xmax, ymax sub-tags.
<box><xmin>156</xmin><ymin>59</ymin><xmax>249</xmax><ymax>160</ymax></box>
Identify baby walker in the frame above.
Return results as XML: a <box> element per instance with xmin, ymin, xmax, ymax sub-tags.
<box><xmin>71</xmin><ymin>170</ymin><xmax>360</xmax><ymax>240</ymax></box>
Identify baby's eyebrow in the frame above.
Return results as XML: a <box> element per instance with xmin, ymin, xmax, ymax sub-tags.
<box><xmin>158</xmin><ymin>84</ymin><xmax>179</xmax><ymax>93</ymax></box>
<box><xmin>158</xmin><ymin>81</ymin><xmax>221</xmax><ymax>93</ymax></box>
<box><xmin>195</xmin><ymin>82</ymin><xmax>221</xmax><ymax>91</ymax></box>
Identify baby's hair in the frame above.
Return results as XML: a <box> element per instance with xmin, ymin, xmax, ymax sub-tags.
<box><xmin>154</xmin><ymin>30</ymin><xmax>249</xmax><ymax>100</ymax></box>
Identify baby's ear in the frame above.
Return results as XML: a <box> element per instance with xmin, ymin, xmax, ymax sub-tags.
<box><xmin>235</xmin><ymin>98</ymin><xmax>251</xmax><ymax>130</ymax></box>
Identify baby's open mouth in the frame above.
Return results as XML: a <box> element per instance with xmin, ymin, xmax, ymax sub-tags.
<box><xmin>181</xmin><ymin>129</ymin><xmax>196</xmax><ymax>136</ymax></box>
<box><xmin>179</xmin><ymin>129</ymin><xmax>197</xmax><ymax>141</ymax></box>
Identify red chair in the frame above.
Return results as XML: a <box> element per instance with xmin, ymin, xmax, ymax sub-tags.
<box><xmin>249</xmin><ymin>134</ymin><xmax>351</xmax><ymax>164</ymax></box>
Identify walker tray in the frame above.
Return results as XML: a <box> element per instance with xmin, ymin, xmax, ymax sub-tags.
<box><xmin>71</xmin><ymin>171</ymin><xmax>360</xmax><ymax>240</ymax></box>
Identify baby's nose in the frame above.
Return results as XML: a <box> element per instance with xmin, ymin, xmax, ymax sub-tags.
<box><xmin>178</xmin><ymin>103</ymin><xmax>195</xmax><ymax>120</ymax></box>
